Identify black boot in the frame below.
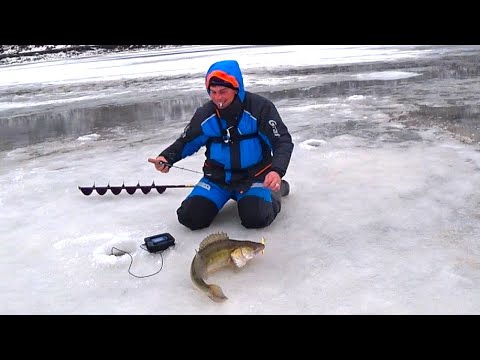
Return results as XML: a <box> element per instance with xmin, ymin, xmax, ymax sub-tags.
<box><xmin>272</xmin><ymin>180</ymin><xmax>290</xmax><ymax>201</ymax></box>
<box><xmin>280</xmin><ymin>180</ymin><xmax>290</xmax><ymax>197</ymax></box>
<box><xmin>271</xmin><ymin>179</ymin><xmax>290</xmax><ymax>204</ymax></box>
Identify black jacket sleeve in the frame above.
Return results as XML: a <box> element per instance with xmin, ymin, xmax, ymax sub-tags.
<box><xmin>159</xmin><ymin>103</ymin><xmax>212</xmax><ymax>164</ymax></box>
<box><xmin>256</xmin><ymin>97</ymin><xmax>294</xmax><ymax>177</ymax></box>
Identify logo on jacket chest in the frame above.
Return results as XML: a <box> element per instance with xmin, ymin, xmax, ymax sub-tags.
<box><xmin>268</xmin><ymin>120</ymin><xmax>281</xmax><ymax>137</ymax></box>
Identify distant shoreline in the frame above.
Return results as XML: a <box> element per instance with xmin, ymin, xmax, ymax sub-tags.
<box><xmin>0</xmin><ymin>45</ymin><xmax>180</xmax><ymax>65</ymax></box>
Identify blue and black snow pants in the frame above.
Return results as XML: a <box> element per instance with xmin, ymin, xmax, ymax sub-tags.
<box><xmin>176</xmin><ymin>177</ymin><xmax>281</xmax><ymax>230</ymax></box>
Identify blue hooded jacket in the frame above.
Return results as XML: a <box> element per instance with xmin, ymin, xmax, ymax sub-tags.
<box><xmin>160</xmin><ymin>60</ymin><xmax>293</xmax><ymax>191</ymax></box>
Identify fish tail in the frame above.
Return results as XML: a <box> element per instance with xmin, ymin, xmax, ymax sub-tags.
<box><xmin>208</xmin><ymin>284</ymin><xmax>228</xmax><ymax>302</ymax></box>
<box><xmin>191</xmin><ymin>271</ymin><xmax>228</xmax><ymax>302</ymax></box>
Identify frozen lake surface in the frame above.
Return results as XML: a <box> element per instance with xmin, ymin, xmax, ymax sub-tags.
<box><xmin>1</xmin><ymin>45</ymin><xmax>480</xmax><ymax>314</ymax></box>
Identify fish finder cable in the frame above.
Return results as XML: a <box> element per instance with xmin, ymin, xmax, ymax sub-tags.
<box><xmin>110</xmin><ymin>246</ymin><xmax>164</xmax><ymax>278</ymax></box>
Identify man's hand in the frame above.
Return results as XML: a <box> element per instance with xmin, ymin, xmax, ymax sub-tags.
<box><xmin>148</xmin><ymin>156</ymin><xmax>171</xmax><ymax>173</ymax></box>
<box><xmin>263</xmin><ymin>171</ymin><xmax>282</xmax><ymax>191</ymax></box>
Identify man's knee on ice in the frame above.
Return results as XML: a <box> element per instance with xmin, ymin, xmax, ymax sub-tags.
<box><xmin>237</xmin><ymin>196</ymin><xmax>277</xmax><ymax>228</ymax></box>
<box><xmin>177</xmin><ymin>196</ymin><xmax>218</xmax><ymax>230</ymax></box>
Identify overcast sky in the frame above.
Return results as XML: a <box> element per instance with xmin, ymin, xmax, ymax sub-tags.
<box><xmin>1</xmin><ymin>45</ymin><xmax>480</xmax><ymax>314</ymax></box>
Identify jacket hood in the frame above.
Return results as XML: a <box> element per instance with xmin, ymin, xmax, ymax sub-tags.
<box><xmin>205</xmin><ymin>60</ymin><xmax>245</xmax><ymax>102</ymax></box>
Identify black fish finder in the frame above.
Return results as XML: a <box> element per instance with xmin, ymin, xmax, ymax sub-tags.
<box><xmin>144</xmin><ymin>233</ymin><xmax>175</xmax><ymax>253</ymax></box>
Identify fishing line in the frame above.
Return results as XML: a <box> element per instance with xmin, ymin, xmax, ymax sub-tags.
<box><xmin>110</xmin><ymin>246</ymin><xmax>164</xmax><ymax>278</ymax></box>
<box><xmin>159</xmin><ymin>161</ymin><xmax>203</xmax><ymax>174</ymax></box>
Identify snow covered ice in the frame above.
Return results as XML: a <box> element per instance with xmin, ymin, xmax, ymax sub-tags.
<box><xmin>1</xmin><ymin>45</ymin><xmax>480</xmax><ymax>314</ymax></box>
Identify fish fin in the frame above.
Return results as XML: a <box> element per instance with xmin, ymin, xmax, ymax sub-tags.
<box><xmin>199</xmin><ymin>232</ymin><xmax>229</xmax><ymax>251</ymax></box>
<box><xmin>208</xmin><ymin>284</ymin><xmax>228</xmax><ymax>302</ymax></box>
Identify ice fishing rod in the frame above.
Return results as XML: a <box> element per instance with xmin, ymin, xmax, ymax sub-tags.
<box><xmin>147</xmin><ymin>159</ymin><xmax>203</xmax><ymax>175</ymax></box>
<box><xmin>78</xmin><ymin>181</ymin><xmax>195</xmax><ymax>196</ymax></box>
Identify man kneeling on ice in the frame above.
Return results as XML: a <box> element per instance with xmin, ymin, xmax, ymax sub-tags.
<box><xmin>148</xmin><ymin>60</ymin><xmax>293</xmax><ymax>230</ymax></box>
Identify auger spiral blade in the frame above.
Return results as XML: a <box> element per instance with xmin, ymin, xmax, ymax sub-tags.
<box><xmin>110</xmin><ymin>185</ymin><xmax>123</xmax><ymax>195</ymax></box>
<box><xmin>78</xmin><ymin>186</ymin><xmax>94</xmax><ymax>196</ymax></box>
<box><xmin>152</xmin><ymin>181</ymin><xmax>167</xmax><ymax>194</ymax></box>
<box><xmin>78</xmin><ymin>182</ymin><xmax>195</xmax><ymax>196</ymax></box>
<box><xmin>95</xmin><ymin>186</ymin><xmax>109</xmax><ymax>195</ymax></box>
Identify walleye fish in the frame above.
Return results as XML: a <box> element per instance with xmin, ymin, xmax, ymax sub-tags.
<box><xmin>190</xmin><ymin>232</ymin><xmax>265</xmax><ymax>302</ymax></box>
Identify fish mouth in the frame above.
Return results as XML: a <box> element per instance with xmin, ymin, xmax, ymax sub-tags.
<box><xmin>254</xmin><ymin>245</ymin><xmax>265</xmax><ymax>255</ymax></box>
<box><xmin>259</xmin><ymin>237</ymin><xmax>266</xmax><ymax>255</ymax></box>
